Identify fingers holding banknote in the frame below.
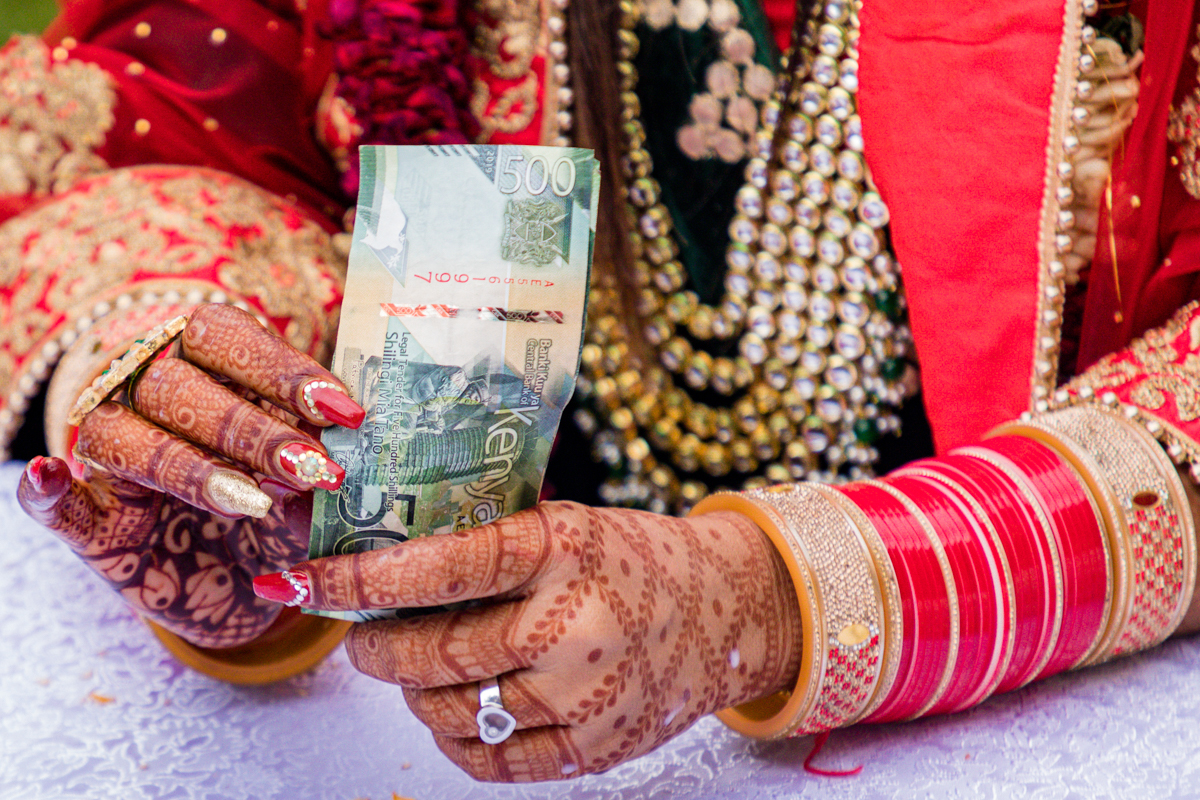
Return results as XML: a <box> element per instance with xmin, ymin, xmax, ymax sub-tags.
<box><xmin>72</xmin><ymin>303</ymin><xmax>364</xmax><ymax>517</ymax></box>
<box><xmin>257</xmin><ymin>502</ymin><xmax>804</xmax><ymax>782</ymax></box>
<box><xmin>16</xmin><ymin>303</ymin><xmax>367</xmax><ymax>648</ymax></box>
<box><xmin>128</xmin><ymin>357</ymin><xmax>346</xmax><ymax>495</ymax></box>
<box><xmin>180</xmin><ymin>303</ymin><xmax>365</xmax><ymax>429</ymax></box>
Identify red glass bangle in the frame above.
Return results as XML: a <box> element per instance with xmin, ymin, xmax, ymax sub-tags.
<box><xmin>896</xmin><ymin>455</ymin><xmax>1046</xmax><ymax>695</ymax></box>
<box><xmin>883</xmin><ymin>472</ymin><xmax>984</xmax><ymax>714</ymax></box>
<box><xmin>886</xmin><ymin>473</ymin><xmax>1009</xmax><ymax>714</ymax></box>
<box><xmin>898</xmin><ymin>466</ymin><xmax>1016</xmax><ymax>708</ymax></box>
<box><xmin>995</xmin><ymin>406</ymin><xmax>1196</xmax><ymax>664</ymax></box>
<box><xmin>841</xmin><ymin>481</ymin><xmax>956</xmax><ymax>723</ymax></box>
<box><xmin>951</xmin><ymin>444</ymin><xmax>1067</xmax><ymax>682</ymax></box>
<box><xmin>978</xmin><ymin>435</ymin><xmax>1109</xmax><ymax>676</ymax></box>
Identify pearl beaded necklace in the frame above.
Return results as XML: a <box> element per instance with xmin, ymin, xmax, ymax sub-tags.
<box><xmin>575</xmin><ymin>0</ymin><xmax>913</xmax><ymax>513</ymax></box>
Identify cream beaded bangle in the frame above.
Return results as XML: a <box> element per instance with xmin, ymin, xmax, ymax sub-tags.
<box><xmin>693</xmin><ymin>483</ymin><xmax>899</xmax><ymax>739</ymax></box>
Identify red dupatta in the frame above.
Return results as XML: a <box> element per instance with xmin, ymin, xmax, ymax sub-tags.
<box><xmin>45</xmin><ymin>0</ymin><xmax>346</xmax><ymax>228</ymax></box>
<box><xmin>855</xmin><ymin>0</ymin><xmax>1200</xmax><ymax>452</ymax></box>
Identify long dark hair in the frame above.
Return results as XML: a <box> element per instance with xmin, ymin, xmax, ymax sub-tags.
<box><xmin>565</xmin><ymin>0</ymin><xmax>644</xmax><ymax>360</ymax></box>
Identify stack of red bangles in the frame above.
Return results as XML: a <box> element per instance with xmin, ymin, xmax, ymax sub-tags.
<box><xmin>692</xmin><ymin>403</ymin><xmax>1197</xmax><ymax>740</ymax></box>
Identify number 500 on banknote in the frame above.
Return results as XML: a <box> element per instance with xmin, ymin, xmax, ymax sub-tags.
<box><xmin>309</xmin><ymin>145</ymin><xmax>599</xmax><ymax>620</ymax></box>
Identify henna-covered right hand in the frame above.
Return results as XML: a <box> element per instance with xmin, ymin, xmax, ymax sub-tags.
<box><xmin>263</xmin><ymin>503</ymin><xmax>804</xmax><ymax>782</ymax></box>
<box><xmin>17</xmin><ymin>304</ymin><xmax>365</xmax><ymax>648</ymax></box>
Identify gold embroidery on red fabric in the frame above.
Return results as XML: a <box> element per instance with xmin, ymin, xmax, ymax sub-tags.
<box><xmin>1061</xmin><ymin>309</ymin><xmax>1200</xmax><ymax>419</ymax></box>
<box><xmin>0</xmin><ymin>36</ymin><xmax>115</xmax><ymax>198</ymax></box>
<box><xmin>1167</xmin><ymin>30</ymin><xmax>1200</xmax><ymax>199</ymax></box>
<box><xmin>475</xmin><ymin>0</ymin><xmax>542</xmax><ymax>81</ymax></box>
<box><xmin>470</xmin><ymin>0</ymin><xmax>553</xmax><ymax>142</ymax></box>
<box><xmin>471</xmin><ymin>73</ymin><xmax>539</xmax><ymax>138</ymax></box>
<box><xmin>0</xmin><ymin>167</ymin><xmax>346</xmax><ymax>458</ymax></box>
<box><xmin>1046</xmin><ymin>302</ymin><xmax>1200</xmax><ymax>485</ymax></box>
<box><xmin>10</xmin><ymin>169</ymin><xmax>342</xmax><ymax>352</ymax></box>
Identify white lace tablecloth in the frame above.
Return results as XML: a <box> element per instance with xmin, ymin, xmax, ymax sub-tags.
<box><xmin>3</xmin><ymin>462</ymin><xmax>1199</xmax><ymax>800</ymax></box>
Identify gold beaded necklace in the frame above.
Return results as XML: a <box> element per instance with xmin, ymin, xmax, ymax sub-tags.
<box><xmin>576</xmin><ymin>0</ymin><xmax>913</xmax><ymax>513</ymax></box>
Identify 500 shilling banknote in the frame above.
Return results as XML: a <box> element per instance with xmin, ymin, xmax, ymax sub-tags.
<box><xmin>308</xmin><ymin>144</ymin><xmax>599</xmax><ymax>621</ymax></box>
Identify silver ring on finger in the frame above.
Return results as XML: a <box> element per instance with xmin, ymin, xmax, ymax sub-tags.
<box><xmin>477</xmin><ymin>676</ymin><xmax>517</xmax><ymax>745</ymax></box>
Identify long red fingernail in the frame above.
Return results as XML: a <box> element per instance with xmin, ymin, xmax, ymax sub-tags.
<box><xmin>302</xmin><ymin>381</ymin><xmax>365</xmax><ymax>428</ymax></box>
<box><xmin>278</xmin><ymin>443</ymin><xmax>345</xmax><ymax>490</ymax></box>
<box><xmin>252</xmin><ymin>571</ymin><xmax>311</xmax><ymax>606</ymax></box>
<box><xmin>26</xmin><ymin>456</ymin><xmax>46</xmax><ymax>491</ymax></box>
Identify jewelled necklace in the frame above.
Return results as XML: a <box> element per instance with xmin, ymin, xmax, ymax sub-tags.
<box><xmin>576</xmin><ymin>0</ymin><xmax>913</xmax><ymax>513</ymax></box>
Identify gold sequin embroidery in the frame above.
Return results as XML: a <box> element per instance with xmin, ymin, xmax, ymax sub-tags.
<box><xmin>0</xmin><ymin>36</ymin><xmax>116</xmax><ymax>198</ymax></box>
<box><xmin>470</xmin><ymin>0</ymin><xmax>544</xmax><ymax>142</ymax></box>
<box><xmin>1168</xmin><ymin>28</ymin><xmax>1200</xmax><ymax>199</ymax></box>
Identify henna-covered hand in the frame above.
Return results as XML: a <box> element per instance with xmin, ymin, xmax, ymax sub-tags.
<box><xmin>259</xmin><ymin>503</ymin><xmax>803</xmax><ymax>782</ymax></box>
<box><xmin>17</xmin><ymin>304</ymin><xmax>365</xmax><ymax>648</ymax></box>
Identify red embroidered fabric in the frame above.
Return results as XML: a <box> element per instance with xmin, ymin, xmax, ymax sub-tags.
<box><xmin>45</xmin><ymin>0</ymin><xmax>346</xmax><ymax>228</ymax></box>
<box><xmin>1078</xmin><ymin>1</ymin><xmax>1200</xmax><ymax>369</ymax></box>
<box><xmin>858</xmin><ymin>0</ymin><xmax>1200</xmax><ymax>452</ymax></box>
<box><xmin>1057</xmin><ymin>300</ymin><xmax>1200</xmax><ymax>463</ymax></box>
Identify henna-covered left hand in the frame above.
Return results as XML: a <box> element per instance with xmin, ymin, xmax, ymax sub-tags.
<box><xmin>255</xmin><ymin>502</ymin><xmax>803</xmax><ymax>782</ymax></box>
<box><xmin>18</xmin><ymin>304</ymin><xmax>366</xmax><ymax>649</ymax></box>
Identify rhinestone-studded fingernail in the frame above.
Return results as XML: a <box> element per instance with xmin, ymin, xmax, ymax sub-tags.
<box><xmin>302</xmin><ymin>380</ymin><xmax>365</xmax><ymax>428</ymax></box>
<box><xmin>252</xmin><ymin>570</ymin><xmax>311</xmax><ymax>607</ymax></box>
<box><xmin>278</xmin><ymin>443</ymin><xmax>345</xmax><ymax>490</ymax></box>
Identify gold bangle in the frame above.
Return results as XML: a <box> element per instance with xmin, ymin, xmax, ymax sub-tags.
<box><xmin>995</xmin><ymin>404</ymin><xmax>1197</xmax><ymax>663</ymax></box>
<box><xmin>66</xmin><ymin>314</ymin><xmax>188</xmax><ymax>426</ymax></box>
<box><xmin>807</xmin><ymin>483</ymin><xmax>904</xmax><ymax>724</ymax></box>
<box><xmin>694</xmin><ymin>483</ymin><xmax>895</xmax><ymax>738</ymax></box>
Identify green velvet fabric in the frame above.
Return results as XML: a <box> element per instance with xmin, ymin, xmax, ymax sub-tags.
<box><xmin>633</xmin><ymin>0</ymin><xmax>780</xmax><ymax>303</ymax></box>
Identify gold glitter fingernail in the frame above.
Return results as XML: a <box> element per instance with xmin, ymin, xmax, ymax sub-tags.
<box><xmin>205</xmin><ymin>470</ymin><xmax>272</xmax><ymax>519</ymax></box>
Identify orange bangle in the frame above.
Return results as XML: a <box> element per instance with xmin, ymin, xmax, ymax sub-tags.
<box><xmin>693</xmin><ymin>484</ymin><xmax>899</xmax><ymax>739</ymax></box>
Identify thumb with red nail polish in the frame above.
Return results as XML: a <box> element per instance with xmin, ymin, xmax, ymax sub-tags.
<box><xmin>25</xmin><ymin>455</ymin><xmax>46</xmax><ymax>491</ymax></box>
<box><xmin>19</xmin><ymin>456</ymin><xmax>72</xmax><ymax>511</ymax></box>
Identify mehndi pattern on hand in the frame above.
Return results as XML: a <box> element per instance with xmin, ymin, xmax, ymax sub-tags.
<box><xmin>256</xmin><ymin>502</ymin><xmax>802</xmax><ymax>782</ymax></box>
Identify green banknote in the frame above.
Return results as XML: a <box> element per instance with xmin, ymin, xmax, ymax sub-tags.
<box><xmin>308</xmin><ymin>144</ymin><xmax>598</xmax><ymax>621</ymax></box>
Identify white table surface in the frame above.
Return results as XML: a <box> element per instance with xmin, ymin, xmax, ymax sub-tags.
<box><xmin>2</xmin><ymin>462</ymin><xmax>1199</xmax><ymax>800</ymax></box>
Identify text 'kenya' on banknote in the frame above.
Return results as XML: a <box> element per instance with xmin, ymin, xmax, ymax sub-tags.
<box><xmin>309</xmin><ymin>144</ymin><xmax>599</xmax><ymax>621</ymax></box>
